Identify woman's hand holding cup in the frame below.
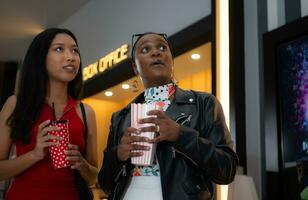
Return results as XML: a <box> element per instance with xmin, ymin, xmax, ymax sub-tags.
<box><xmin>117</xmin><ymin>127</ymin><xmax>150</xmax><ymax>162</ymax></box>
<box><xmin>30</xmin><ymin>119</ymin><xmax>62</xmax><ymax>160</ymax></box>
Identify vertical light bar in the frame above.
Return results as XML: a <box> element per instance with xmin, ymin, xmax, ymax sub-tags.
<box><xmin>217</xmin><ymin>0</ymin><xmax>230</xmax><ymax>127</ymax></box>
<box><xmin>216</xmin><ymin>0</ymin><xmax>230</xmax><ymax>199</ymax></box>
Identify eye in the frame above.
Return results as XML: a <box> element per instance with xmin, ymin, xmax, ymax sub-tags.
<box><xmin>55</xmin><ymin>46</ymin><xmax>64</xmax><ymax>52</ymax></box>
<box><xmin>159</xmin><ymin>45</ymin><xmax>167</xmax><ymax>51</ymax></box>
<box><xmin>72</xmin><ymin>48</ymin><xmax>79</xmax><ymax>54</ymax></box>
<box><xmin>141</xmin><ymin>47</ymin><xmax>149</xmax><ymax>54</ymax></box>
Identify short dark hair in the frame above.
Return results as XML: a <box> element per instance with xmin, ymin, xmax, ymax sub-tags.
<box><xmin>131</xmin><ymin>32</ymin><xmax>168</xmax><ymax>63</ymax></box>
<box><xmin>8</xmin><ymin>28</ymin><xmax>83</xmax><ymax>144</ymax></box>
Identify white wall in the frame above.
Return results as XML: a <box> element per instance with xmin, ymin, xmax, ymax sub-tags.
<box><xmin>61</xmin><ymin>0</ymin><xmax>211</xmax><ymax>66</ymax></box>
<box><xmin>301</xmin><ymin>0</ymin><xmax>308</xmax><ymax>17</ymax></box>
<box><xmin>267</xmin><ymin>0</ymin><xmax>285</xmax><ymax>31</ymax></box>
<box><xmin>244</xmin><ymin>0</ymin><xmax>286</xmax><ymax>196</ymax></box>
<box><xmin>265</xmin><ymin>0</ymin><xmax>286</xmax><ymax>173</ymax></box>
<box><xmin>244</xmin><ymin>0</ymin><xmax>262</xmax><ymax>196</ymax></box>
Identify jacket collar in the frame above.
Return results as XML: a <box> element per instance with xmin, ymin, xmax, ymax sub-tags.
<box><xmin>165</xmin><ymin>87</ymin><xmax>195</xmax><ymax>120</ymax></box>
<box><xmin>172</xmin><ymin>86</ymin><xmax>196</xmax><ymax>104</ymax></box>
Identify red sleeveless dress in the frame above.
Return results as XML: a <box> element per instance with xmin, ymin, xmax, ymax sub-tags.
<box><xmin>5</xmin><ymin>97</ymin><xmax>85</xmax><ymax>200</ymax></box>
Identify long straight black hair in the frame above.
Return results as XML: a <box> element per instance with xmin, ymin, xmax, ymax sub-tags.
<box><xmin>8</xmin><ymin>28</ymin><xmax>83</xmax><ymax>144</ymax></box>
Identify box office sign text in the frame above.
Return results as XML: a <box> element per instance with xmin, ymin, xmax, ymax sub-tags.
<box><xmin>82</xmin><ymin>44</ymin><xmax>129</xmax><ymax>81</ymax></box>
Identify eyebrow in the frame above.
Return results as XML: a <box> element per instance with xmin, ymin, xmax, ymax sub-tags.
<box><xmin>137</xmin><ymin>38</ymin><xmax>168</xmax><ymax>48</ymax></box>
<box><xmin>50</xmin><ymin>43</ymin><xmax>78</xmax><ymax>47</ymax></box>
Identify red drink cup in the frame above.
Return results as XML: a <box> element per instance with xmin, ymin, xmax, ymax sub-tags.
<box><xmin>49</xmin><ymin>120</ymin><xmax>70</xmax><ymax>169</ymax></box>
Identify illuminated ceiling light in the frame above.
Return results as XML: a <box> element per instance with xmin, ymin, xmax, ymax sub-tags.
<box><xmin>122</xmin><ymin>83</ymin><xmax>130</xmax><ymax>89</ymax></box>
<box><xmin>191</xmin><ymin>53</ymin><xmax>201</xmax><ymax>60</ymax></box>
<box><xmin>105</xmin><ymin>91</ymin><xmax>113</xmax><ymax>96</ymax></box>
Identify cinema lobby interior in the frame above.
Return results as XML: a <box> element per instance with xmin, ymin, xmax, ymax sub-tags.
<box><xmin>0</xmin><ymin>0</ymin><xmax>308</xmax><ymax>199</ymax></box>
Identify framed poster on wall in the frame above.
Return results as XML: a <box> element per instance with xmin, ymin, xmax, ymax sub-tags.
<box><xmin>264</xmin><ymin>16</ymin><xmax>308</xmax><ymax>200</ymax></box>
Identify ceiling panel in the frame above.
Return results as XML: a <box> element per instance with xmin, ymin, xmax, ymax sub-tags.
<box><xmin>0</xmin><ymin>0</ymin><xmax>91</xmax><ymax>61</ymax></box>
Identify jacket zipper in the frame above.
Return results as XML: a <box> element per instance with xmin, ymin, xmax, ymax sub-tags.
<box><xmin>171</xmin><ymin>147</ymin><xmax>199</xmax><ymax>167</ymax></box>
<box><xmin>171</xmin><ymin>147</ymin><xmax>176</xmax><ymax>158</ymax></box>
<box><xmin>113</xmin><ymin>165</ymin><xmax>127</xmax><ymax>200</ymax></box>
<box><xmin>115</xmin><ymin>165</ymin><xmax>126</xmax><ymax>182</ymax></box>
<box><xmin>173</xmin><ymin>114</ymin><xmax>196</xmax><ymax>166</ymax></box>
<box><xmin>181</xmin><ymin>115</ymin><xmax>192</xmax><ymax>125</ymax></box>
<box><xmin>175</xmin><ymin>114</ymin><xmax>192</xmax><ymax>125</ymax></box>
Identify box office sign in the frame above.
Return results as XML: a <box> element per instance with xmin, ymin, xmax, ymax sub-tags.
<box><xmin>82</xmin><ymin>44</ymin><xmax>129</xmax><ymax>81</ymax></box>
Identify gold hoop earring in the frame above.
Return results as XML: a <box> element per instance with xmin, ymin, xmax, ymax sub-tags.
<box><xmin>132</xmin><ymin>79</ymin><xmax>140</xmax><ymax>93</ymax></box>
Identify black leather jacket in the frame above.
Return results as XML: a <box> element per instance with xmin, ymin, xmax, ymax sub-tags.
<box><xmin>98</xmin><ymin>87</ymin><xmax>238</xmax><ymax>200</ymax></box>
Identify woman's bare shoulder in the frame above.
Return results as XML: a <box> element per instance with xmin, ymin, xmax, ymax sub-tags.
<box><xmin>1</xmin><ymin>95</ymin><xmax>17</xmax><ymax>113</ymax></box>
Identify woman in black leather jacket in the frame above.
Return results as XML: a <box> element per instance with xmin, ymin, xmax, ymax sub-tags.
<box><xmin>98</xmin><ymin>32</ymin><xmax>238</xmax><ymax>200</ymax></box>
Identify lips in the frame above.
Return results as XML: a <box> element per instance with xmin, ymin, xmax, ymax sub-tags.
<box><xmin>62</xmin><ymin>65</ymin><xmax>77</xmax><ymax>72</ymax></box>
<box><xmin>150</xmin><ymin>59</ymin><xmax>165</xmax><ymax>67</ymax></box>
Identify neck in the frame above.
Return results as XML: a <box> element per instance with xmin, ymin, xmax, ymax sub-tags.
<box><xmin>144</xmin><ymin>80</ymin><xmax>173</xmax><ymax>89</ymax></box>
<box><xmin>46</xmin><ymin>79</ymin><xmax>68</xmax><ymax>106</ymax></box>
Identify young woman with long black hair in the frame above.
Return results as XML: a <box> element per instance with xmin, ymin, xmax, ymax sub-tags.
<box><xmin>0</xmin><ymin>28</ymin><xmax>98</xmax><ymax>200</ymax></box>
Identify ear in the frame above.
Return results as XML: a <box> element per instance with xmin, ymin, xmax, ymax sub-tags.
<box><xmin>132</xmin><ymin>62</ymin><xmax>139</xmax><ymax>75</ymax></box>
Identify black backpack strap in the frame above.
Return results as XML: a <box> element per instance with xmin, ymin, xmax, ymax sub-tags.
<box><xmin>80</xmin><ymin>102</ymin><xmax>88</xmax><ymax>152</ymax></box>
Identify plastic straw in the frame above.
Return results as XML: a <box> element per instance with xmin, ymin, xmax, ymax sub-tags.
<box><xmin>52</xmin><ymin>102</ymin><xmax>56</xmax><ymax>123</ymax></box>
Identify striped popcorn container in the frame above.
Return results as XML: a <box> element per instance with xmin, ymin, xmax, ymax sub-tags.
<box><xmin>131</xmin><ymin>103</ymin><xmax>158</xmax><ymax>166</ymax></box>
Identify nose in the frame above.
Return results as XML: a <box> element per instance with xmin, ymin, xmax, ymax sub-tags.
<box><xmin>65</xmin><ymin>50</ymin><xmax>75</xmax><ymax>62</ymax></box>
<box><xmin>151</xmin><ymin>48</ymin><xmax>161</xmax><ymax>57</ymax></box>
